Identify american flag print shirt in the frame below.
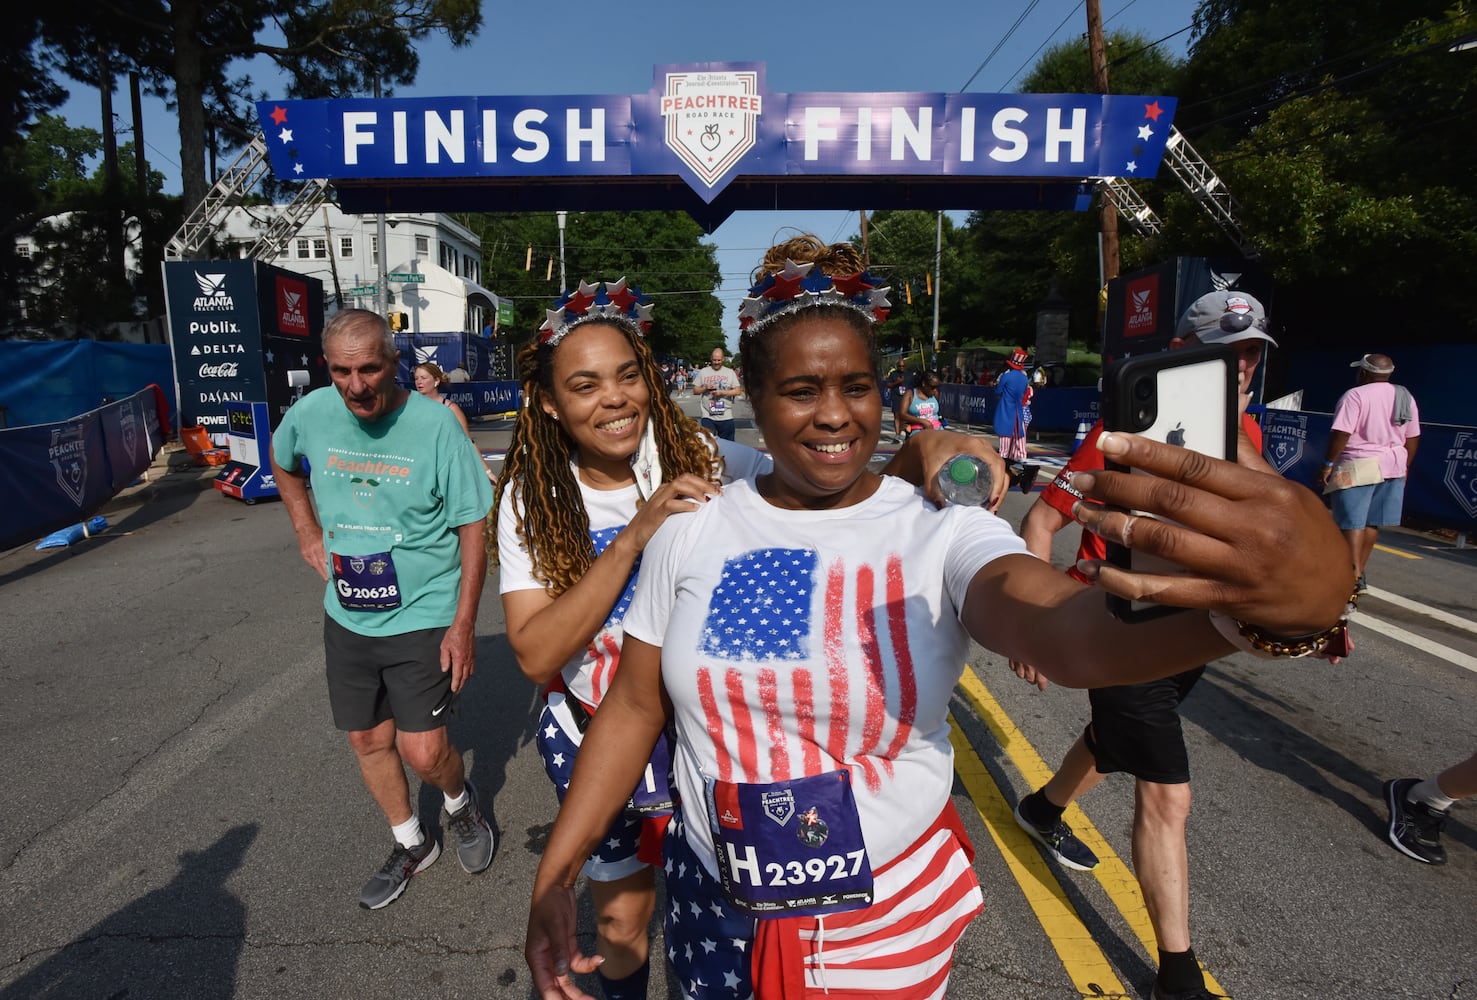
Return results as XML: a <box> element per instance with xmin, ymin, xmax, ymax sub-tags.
<box><xmin>623</xmin><ymin>476</ymin><xmax>1028</xmax><ymax>875</ymax></box>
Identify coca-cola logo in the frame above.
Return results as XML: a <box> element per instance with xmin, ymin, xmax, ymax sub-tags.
<box><xmin>198</xmin><ymin>361</ymin><xmax>242</xmax><ymax>378</ymax></box>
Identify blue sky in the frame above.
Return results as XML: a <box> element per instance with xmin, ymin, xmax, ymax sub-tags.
<box><xmin>56</xmin><ymin>0</ymin><xmax>1199</xmax><ymax>339</ymax></box>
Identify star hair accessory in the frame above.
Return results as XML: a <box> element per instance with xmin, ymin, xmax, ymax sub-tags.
<box><xmin>538</xmin><ymin>277</ymin><xmax>655</xmax><ymax>347</ymax></box>
<box><xmin>737</xmin><ymin>260</ymin><xmax>891</xmax><ymax>335</ymax></box>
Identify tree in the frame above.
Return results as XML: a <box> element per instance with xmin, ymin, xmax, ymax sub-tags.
<box><xmin>467</xmin><ymin>210</ymin><xmax>723</xmax><ymax>362</ymax></box>
<box><xmin>38</xmin><ymin>0</ymin><xmax>482</xmax><ymax>224</ymax></box>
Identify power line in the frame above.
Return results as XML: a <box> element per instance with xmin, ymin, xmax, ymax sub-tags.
<box><xmin>958</xmin><ymin>0</ymin><xmax>1048</xmax><ymax>91</ymax></box>
<box><xmin>1002</xmin><ymin>2</ymin><xmax>1085</xmax><ymax>90</ymax></box>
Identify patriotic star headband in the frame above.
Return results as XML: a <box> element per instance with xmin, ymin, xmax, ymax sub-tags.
<box><xmin>738</xmin><ymin>260</ymin><xmax>892</xmax><ymax>336</ymax></box>
<box><xmin>538</xmin><ymin>277</ymin><xmax>654</xmax><ymax>347</ymax></box>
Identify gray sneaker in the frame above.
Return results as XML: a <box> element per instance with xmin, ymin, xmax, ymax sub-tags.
<box><xmin>445</xmin><ymin>778</ymin><xmax>496</xmax><ymax>874</ymax></box>
<box><xmin>1014</xmin><ymin>801</ymin><xmax>1100</xmax><ymax>871</ymax></box>
<box><xmin>359</xmin><ymin>824</ymin><xmax>440</xmax><ymax>910</ymax></box>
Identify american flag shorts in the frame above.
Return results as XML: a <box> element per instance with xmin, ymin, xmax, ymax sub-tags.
<box><xmin>536</xmin><ymin>697</ymin><xmax>648</xmax><ymax>881</ymax></box>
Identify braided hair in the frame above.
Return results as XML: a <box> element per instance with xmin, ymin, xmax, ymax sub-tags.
<box><xmin>488</xmin><ymin>317</ymin><xmax>721</xmax><ymax>596</ymax></box>
<box><xmin>738</xmin><ymin>235</ymin><xmax>882</xmax><ymax>402</ymax></box>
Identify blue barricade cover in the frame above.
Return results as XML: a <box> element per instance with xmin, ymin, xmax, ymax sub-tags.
<box><xmin>937</xmin><ymin>384</ymin><xmax>1099</xmax><ymax>434</ymax></box>
<box><xmin>0</xmin><ymin>341</ymin><xmax>175</xmax><ymax>429</ymax></box>
<box><xmin>440</xmin><ymin>381</ymin><xmax>520</xmax><ymax>418</ymax></box>
<box><xmin>1261</xmin><ymin>409</ymin><xmax>1477</xmax><ymax>532</ymax></box>
<box><xmin>0</xmin><ymin>386</ymin><xmax>166</xmax><ymax>551</ymax></box>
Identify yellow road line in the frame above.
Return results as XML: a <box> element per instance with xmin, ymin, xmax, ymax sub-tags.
<box><xmin>949</xmin><ymin>718</ymin><xmax>1129</xmax><ymax>998</ymax></box>
<box><xmin>955</xmin><ymin>665</ymin><xmax>1230</xmax><ymax>998</ymax></box>
<box><xmin>1374</xmin><ymin>543</ymin><xmax>1420</xmax><ymax>560</ymax></box>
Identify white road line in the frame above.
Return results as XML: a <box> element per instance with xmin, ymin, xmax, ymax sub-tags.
<box><xmin>1351</xmin><ymin>613</ymin><xmax>1477</xmax><ymax>674</ymax></box>
<box><xmin>1364</xmin><ymin>585</ymin><xmax>1477</xmax><ymax>635</ymax></box>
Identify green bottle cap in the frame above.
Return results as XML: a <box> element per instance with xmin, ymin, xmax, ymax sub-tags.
<box><xmin>948</xmin><ymin>457</ymin><xmax>978</xmax><ymax>485</ymax></box>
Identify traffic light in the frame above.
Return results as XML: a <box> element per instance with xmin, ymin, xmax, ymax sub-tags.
<box><xmin>389</xmin><ymin>311</ymin><xmax>408</xmax><ymax>332</ymax></box>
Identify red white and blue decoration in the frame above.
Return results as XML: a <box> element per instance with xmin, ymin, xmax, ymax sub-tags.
<box><xmin>538</xmin><ymin>277</ymin><xmax>654</xmax><ymax>346</ymax></box>
<box><xmin>738</xmin><ymin>261</ymin><xmax>891</xmax><ymax>334</ymax></box>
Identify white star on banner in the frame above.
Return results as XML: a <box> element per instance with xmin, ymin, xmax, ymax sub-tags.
<box><xmin>1125</xmin><ymin>160</ymin><xmax>1139</xmax><ymax>174</ymax></box>
<box><xmin>279</xmin><ymin>128</ymin><xmax>293</xmax><ymax>143</ymax></box>
<box><xmin>1137</xmin><ymin>124</ymin><xmax>1154</xmax><ymax>141</ymax></box>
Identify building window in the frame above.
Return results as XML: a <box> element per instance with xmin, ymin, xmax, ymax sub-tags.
<box><xmin>439</xmin><ymin>243</ymin><xmax>455</xmax><ymax>272</ymax></box>
<box><xmin>415</xmin><ymin>235</ymin><xmax>429</xmax><ymax>256</ymax></box>
<box><xmin>339</xmin><ymin>236</ymin><xmax>354</xmax><ymax>258</ymax></box>
<box><xmin>14</xmin><ymin>241</ymin><xmax>30</xmax><ymax>259</ymax></box>
<box><xmin>312</xmin><ymin>238</ymin><xmax>328</xmax><ymax>259</ymax></box>
<box><xmin>370</xmin><ymin>236</ymin><xmax>379</xmax><ymax>266</ymax></box>
<box><xmin>295</xmin><ymin>238</ymin><xmax>310</xmax><ymax>259</ymax></box>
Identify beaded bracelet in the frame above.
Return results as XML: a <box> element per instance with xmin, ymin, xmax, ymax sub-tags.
<box><xmin>1209</xmin><ymin>588</ymin><xmax>1360</xmax><ymax>659</ymax></box>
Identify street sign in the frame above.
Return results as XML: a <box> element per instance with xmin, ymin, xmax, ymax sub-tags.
<box><xmin>388</xmin><ymin>272</ymin><xmax>425</xmax><ymax>283</ymax></box>
<box><xmin>347</xmin><ymin>284</ymin><xmax>378</xmax><ymax>295</ymax></box>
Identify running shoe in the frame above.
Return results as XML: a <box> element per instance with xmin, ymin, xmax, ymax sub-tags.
<box><xmin>1356</xmin><ymin>573</ymin><xmax>1369</xmax><ymax>595</ymax></box>
<box><xmin>359</xmin><ymin>824</ymin><xmax>440</xmax><ymax>910</ymax></box>
<box><xmin>1013</xmin><ymin>801</ymin><xmax>1099</xmax><ymax>871</ymax></box>
<box><xmin>1151</xmin><ymin>984</ymin><xmax>1219</xmax><ymax>1000</ymax></box>
<box><xmin>1383</xmin><ymin>777</ymin><xmax>1448</xmax><ymax>865</ymax></box>
<box><xmin>445</xmin><ymin>778</ymin><xmax>496</xmax><ymax>874</ymax></box>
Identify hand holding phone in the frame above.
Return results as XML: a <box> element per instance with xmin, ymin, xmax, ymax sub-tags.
<box><xmin>1100</xmin><ymin>344</ymin><xmax>1238</xmax><ymax>622</ymax></box>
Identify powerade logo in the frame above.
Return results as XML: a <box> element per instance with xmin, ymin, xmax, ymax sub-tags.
<box><xmin>192</xmin><ymin>272</ymin><xmax>235</xmax><ymax>311</ymax></box>
<box><xmin>1125</xmin><ymin>274</ymin><xmax>1158</xmax><ymax>337</ymax></box>
<box><xmin>277</xmin><ymin>276</ymin><xmax>309</xmax><ymax>336</ymax></box>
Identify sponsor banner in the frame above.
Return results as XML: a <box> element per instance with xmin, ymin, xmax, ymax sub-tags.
<box><xmin>1261</xmin><ymin>410</ymin><xmax>1477</xmax><ymax>531</ymax></box>
<box><xmin>937</xmin><ymin>384</ymin><xmax>1098</xmax><ymax>434</ymax></box>
<box><xmin>0</xmin><ymin>387</ymin><xmax>165</xmax><ymax>550</ymax></box>
<box><xmin>255</xmin><ymin>63</ymin><xmax>1177</xmax><ymax>204</ymax></box>
<box><xmin>441</xmin><ymin>381</ymin><xmax>520</xmax><ymax>417</ymax></box>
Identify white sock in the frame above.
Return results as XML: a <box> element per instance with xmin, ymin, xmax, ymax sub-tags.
<box><xmin>444</xmin><ymin>786</ymin><xmax>469</xmax><ymax>814</ymax></box>
<box><xmin>391</xmin><ymin>814</ymin><xmax>424</xmax><ymax>848</ymax></box>
<box><xmin>1410</xmin><ymin>778</ymin><xmax>1456</xmax><ymax>812</ymax></box>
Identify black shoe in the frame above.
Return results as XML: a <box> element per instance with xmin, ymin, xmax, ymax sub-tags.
<box><xmin>1356</xmin><ymin>573</ymin><xmax>1368</xmax><ymax>595</ymax></box>
<box><xmin>445</xmin><ymin>778</ymin><xmax>496</xmax><ymax>874</ymax></box>
<box><xmin>1013</xmin><ymin>801</ymin><xmax>1099</xmax><ymax>871</ymax></box>
<box><xmin>359</xmin><ymin>824</ymin><xmax>440</xmax><ymax>909</ymax></box>
<box><xmin>1384</xmin><ymin>777</ymin><xmax>1448</xmax><ymax>864</ymax></box>
<box><xmin>1151</xmin><ymin>984</ymin><xmax>1219</xmax><ymax>1000</ymax></box>
<box><xmin>1014</xmin><ymin>463</ymin><xmax>1041</xmax><ymax>494</ymax></box>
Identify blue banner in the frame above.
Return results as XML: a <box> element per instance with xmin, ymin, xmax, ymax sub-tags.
<box><xmin>256</xmin><ymin>62</ymin><xmax>1176</xmax><ymax>204</ymax></box>
<box><xmin>1261</xmin><ymin>409</ymin><xmax>1477</xmax><ymax>532</ymax></box>
<box><xmin>937</xmin><ymin>384</ymin><xmax>1099</xmax><ymax>434</ymax></box>
<box><xmin>0</xmin><ymin>386</ymin><xmax>166</xmax><ymax>551</ymax></box>
<box><xmin>440</xmin><ymin>381</ymin><xmax>520</xmax><ymax>418</ymax></box>
<box><xmin>0</xmin><ymin>342</ymin><xmax>175</xmax><ymax>430</ymax></box>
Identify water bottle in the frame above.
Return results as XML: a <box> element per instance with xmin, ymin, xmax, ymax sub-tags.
<box><xmin>936</xmin><ymin>454</ymin><xmax>993</xmax><ymax>506</ymax></box>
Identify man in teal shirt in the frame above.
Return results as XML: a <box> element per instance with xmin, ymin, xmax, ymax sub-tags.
<box><xmin>272</xmin><ymin>309</ymin><xmax>496</xmax><ymax>910</ymax></box>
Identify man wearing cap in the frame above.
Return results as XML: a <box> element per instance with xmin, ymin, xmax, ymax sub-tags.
<box><xmin>1007</xmin><ymin>290</ymin><xmax>1277</xmax><ymax>1000</ymax></box>
<box><xmin>1317</xmin><ymin>353</ymin><xmax>1420</xmax><ymax>594</ymax></box>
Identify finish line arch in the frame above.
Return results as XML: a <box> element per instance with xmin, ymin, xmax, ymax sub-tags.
<box><xmin>255</xmin><ymin>62</ymin><xmax>1176</xmax><ymax>230</ymax></box>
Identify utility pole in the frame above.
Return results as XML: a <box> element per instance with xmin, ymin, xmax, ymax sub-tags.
<box><xmin>1086</xmin><ymin>0</ymin><xmax>1120</xmax><ymax>284</ymax></box>
<box><xmin>374</xmin><ymin>75</ymin><xmax>389</xmax><ymax>320</ymax></box>
<box><xmin>931</xmin><ymin>211</ymin><xmax>943</xmax><ymax>361</ymax></box>
<box><xmin>859</xmin><ymin>209</ymin><xmax>869</xmax><ymax>267</ymax></box>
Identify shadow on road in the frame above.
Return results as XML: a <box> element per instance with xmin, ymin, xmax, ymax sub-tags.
<box><xmin>0</xmin><ymin>823</ymin><xmax>256</xmax><ymax>999</ymax></box>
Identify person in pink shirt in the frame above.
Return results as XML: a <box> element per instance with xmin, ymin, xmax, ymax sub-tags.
<box><xmin>1317</xmin><ymin>353</ymin><xmax>1421</xmax><ymax>593</ymax></box>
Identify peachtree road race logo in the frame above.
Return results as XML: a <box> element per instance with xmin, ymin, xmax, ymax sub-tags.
<box><xmin>661</xmin><ymin>69</ymin><xmax>761</xmax><ymax>189</ymax></box>
<box><xmin>1265</xmin><ymin>414</ymin><xmax>1307</xmax><ymax>475</ymax></box>
<box><xmin>1443</xmin><ymin>431</ymin><xmax>1477</xmax><ymax>518</ymax></box>
<box><xmin>192</xmin><ymin>272</ymin><xmax>235</xmax><ymax>311</ymax></box>
<box><xmin>120</xmin><ymin>402</ymin><xmax>138</xmax><ymax>464</ymax></box>
<box><xmin>49</xmin><ymin>423</ymin><xmax>88</xmax><ymax>506</ymax></box>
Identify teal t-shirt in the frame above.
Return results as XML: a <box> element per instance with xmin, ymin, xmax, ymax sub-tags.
<box><xmin>273</xmin><ymin>387</ymin><xmax>494</xmax><ymax>636</ymax></box>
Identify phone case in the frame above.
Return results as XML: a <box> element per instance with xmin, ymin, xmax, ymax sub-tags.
<box><xmin>1101</xmin><ymin>344</ymin><xmax>1238</xmax><ymax>622</ymax></box>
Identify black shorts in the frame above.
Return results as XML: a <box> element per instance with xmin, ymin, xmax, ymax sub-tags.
<box><xmin>1084</xmin><ymin>666</ymin><xmax>1206</xmax><ymax>784</ymax></box>
<box><xmin>323</xmin><ymin>615</ymin><xmax>453</xmax><ymax>734</ymax></box>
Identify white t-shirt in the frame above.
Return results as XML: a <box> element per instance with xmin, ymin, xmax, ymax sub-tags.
<box><xmin>697</xmin><ymin>365</ymin><xmax>741</xmax><ymax>421</ymax></box>
<box><xmin>622</xmin><ymin>475</ymin><xmax>1029</xmax><ymax>873</ymax></box>
<box><xmin>497</xmin><ymin>438</ymin><xmax>770</xmax><ymax>709</ymax></box>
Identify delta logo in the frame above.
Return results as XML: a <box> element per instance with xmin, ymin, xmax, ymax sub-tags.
<box><xmin>277</xmin><ymin>277</ymin><xmax>309</xmax><ymax>336</ymax></box>
<box><xmin>1124</xmin><ymin>274</ymin><xmax>1159</xmax><ymax>337</ymax></box>
<box><xmin>192</xmin><ymin>271</ymin><xmax>235</xmax><ymax>311</ymax></box>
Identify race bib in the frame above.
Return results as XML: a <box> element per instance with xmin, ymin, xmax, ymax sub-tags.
<box><xmin>709</xmin><ymin>397</ymin><xmax>726</xmax><ymax>416</ymax></box>
<box><xmin>627</xmin><ymin>729</ymin><xmax>675</xmax><ymax>816</ymax></box>
<box><xmin>705</xmin><ymin>769</ymin><xmax>873</xmax><ymax>917</ymax></box>
<box><xmin>331</xmin><ymin>550</ymin><xmax>403</xmax><ymax>611</ymax></box>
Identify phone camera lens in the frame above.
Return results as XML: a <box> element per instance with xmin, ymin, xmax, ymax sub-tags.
<box><xmin>1133</xmin><ymin>379</ymin><xmax>1153</xmax><ymax>402</ymax></box>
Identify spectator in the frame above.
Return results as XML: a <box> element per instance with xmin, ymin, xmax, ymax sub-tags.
<box><xmin>694</xmin><ymin>347</ymin><xmax>742</xmax><ymax>441</ymax></box>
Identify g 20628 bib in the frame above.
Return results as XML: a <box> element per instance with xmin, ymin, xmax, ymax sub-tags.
<box><xmin>704</xmin><ymin>769</ymin><xmax>873</xmax><ymax>917</ymax></box>
<box><xmin>331</xmin><ymin>550</ymin><xmax>402</xmax><ymax>611</ymax></box>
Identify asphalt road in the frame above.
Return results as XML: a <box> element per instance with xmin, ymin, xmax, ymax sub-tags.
<box><xmin>0</xmin><ymin>399</ymin><xmax>1472</xmax><ymax>999</ymax></box>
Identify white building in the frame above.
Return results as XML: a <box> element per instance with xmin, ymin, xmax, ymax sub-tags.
<box><xmin>217</xmin><ymin>206</ymin><xmax>502</xmax><ymax>334</ymax></box>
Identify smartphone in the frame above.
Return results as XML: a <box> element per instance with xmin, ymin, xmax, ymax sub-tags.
<box><xmin>1100</xmin><ymin>344</ymin><xmax>1238</xmax><ymax>622</ymax></box>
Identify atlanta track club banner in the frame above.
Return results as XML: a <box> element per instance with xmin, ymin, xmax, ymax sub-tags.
<box><xmin>255</xmin><ymin>62</ymin><xmax>1177</xmax><ymax>204</ymax></box>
